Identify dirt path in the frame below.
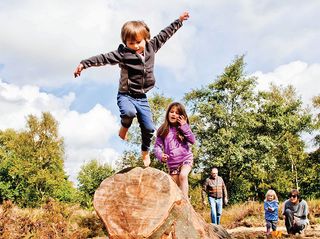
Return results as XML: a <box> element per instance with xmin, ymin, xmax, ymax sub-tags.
<box><xmin>228</xmin><ymin>224</ymin><xmax>320</xmax><ymax>239</ymax></box>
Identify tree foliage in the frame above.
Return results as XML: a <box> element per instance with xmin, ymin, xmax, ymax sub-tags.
<box><xmin>0</xmin><ymin>112</ymin><xmax>76</xmax><ymax>207</ymax></box>
<box><xmin>185</xmin><ymin>56</ymin><xmax>315</xmax><ymax>202</ymax></box>
<box><xmin>77</xmin><ymin>159</ymin><xmax>114</xmax><ymax>208</ymax></box>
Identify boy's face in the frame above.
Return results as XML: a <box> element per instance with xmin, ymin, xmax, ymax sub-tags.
<box><xmin>126</xmin><ymin>34</ymin><xmax>146</xmax><ymax>54</ymax></box>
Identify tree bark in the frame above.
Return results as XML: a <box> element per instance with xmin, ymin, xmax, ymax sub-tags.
<box><xmin>94</xmin><ymin>167</ymin><xmax>231</xmax><ymax>239</ymax></box>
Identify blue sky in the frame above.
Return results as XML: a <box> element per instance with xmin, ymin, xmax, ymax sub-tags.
<box><xmin>0</xmin><ymin>0</ymin><xmax>319</xmax><ymax>183</ymax></box>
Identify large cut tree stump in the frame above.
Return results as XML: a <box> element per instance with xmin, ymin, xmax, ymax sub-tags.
<box><xmin>94</xmin><ymin>167</ymin><xmax>231</xmax><ymax>239</ymax></box>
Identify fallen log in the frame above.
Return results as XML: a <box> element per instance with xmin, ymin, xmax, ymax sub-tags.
<box><xmin>94</xmin><ymin>167</ymin><xmax>231</xmax><ymax>239</ymax></box>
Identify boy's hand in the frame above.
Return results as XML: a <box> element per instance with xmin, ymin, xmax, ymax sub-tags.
<box><xmin>179</xmin><ymin>11</ymin><xmax>189</xmax><ymax>22</ymax></box>
<box><xmin>74</xmin><ymin>64</ymin><xmax>84</xmax><ymax>78</ymax></box>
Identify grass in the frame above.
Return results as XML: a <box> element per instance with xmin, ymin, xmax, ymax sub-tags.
<box><xmin>0</xmin><ymin>200</ymin><xmax>106</xmax><ymax>239</ymax></box>
<box><xmin>1</xmin><ymin>199</ymin><xmax>319</xmax><ymax>238</ymax></box>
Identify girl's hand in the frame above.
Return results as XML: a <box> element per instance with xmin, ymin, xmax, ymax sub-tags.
<box><xmin>179</xmin><ymin>11</ymin><xmax>189</xmax><ymax>22</ymax></box>
<box><xmin>74</xmin><ymin>64</ymin><xmax>84</xmax><ymax>78</ymax></box>
<box><xmin>161</xmin><ymin>153</ymin><xmax>169</xmax><ymax>162</ymax></box>
<box><xmin>177</xmin><ymin>115</ymin><xmax>187</xmax><ymax>126</ymax></box>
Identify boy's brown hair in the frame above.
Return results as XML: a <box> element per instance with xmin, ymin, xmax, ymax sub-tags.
<box><xmin>121</xmin><ymin>21</ymin><xmax>150</xmax><ymax>44</ymax></box>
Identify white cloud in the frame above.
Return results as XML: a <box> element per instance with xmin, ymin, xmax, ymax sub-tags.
<box><xmin>0</xmin><ymin>80</ymin><xmax>74</xmax><ymax>129</ymax></box>
<box><xmin>65</xmin><ymin>147</ymin><xmax>120</xmax><ymax>184</ymax></box>
<box><xmin>253</xmin><ymin>61</ymin><xmax>320</xmax><ymax>106</ymax></box>
<box><xmin>0</xmin><ymin>78</ymin><xmax>120</xmax><ymax>183</ymax></box>
<box><xmin>1</xmin><ymin>0</ymin><xmax>319</xmax><ymax>92</ymax></box>
<box><xmin>0</xmin><ymin>0</ymin><xmax>194</xmax><ymax>87</ymax></box>
<box><xmin>59</xmin><ymin>104</ymin><xmax>118</xmax><ymax>148</ymax></box>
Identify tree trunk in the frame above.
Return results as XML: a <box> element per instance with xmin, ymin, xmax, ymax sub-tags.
<box><xmin>93</xmin><ymin>167</ymin><xmax>231</xmax><ymax>239</ymax></box>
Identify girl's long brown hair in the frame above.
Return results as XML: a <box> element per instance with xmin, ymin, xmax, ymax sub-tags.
<box><xmin>157</xmin><ymin>102</ymin><xmax>189</xmax><ymax>140</ymax></box>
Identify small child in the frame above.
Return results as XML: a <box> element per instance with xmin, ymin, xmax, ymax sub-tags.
<box><xmin>154</xmin><ymin>102</ymin><xmax>195</xmax><ymax>199</ymax></box>
<box><xmin>74</xmin><ymin>12</ymin><xmax>190</xmax><ymax>166</ymax></box>
<box><xmin>264</xmin><ymin>189</ymin><xmax>279</xmax><ymax>235</ymax></box>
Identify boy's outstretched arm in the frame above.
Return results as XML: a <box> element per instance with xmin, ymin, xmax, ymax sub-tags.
<box><xmin>74</xmin><ymin>63</ymin><xmax>84</xmax><ymax>78</ymax></box>
<box><xmin>179</xmin><ymin>11</ymin><xmax>189</xmax><ymax>22</ymax></box>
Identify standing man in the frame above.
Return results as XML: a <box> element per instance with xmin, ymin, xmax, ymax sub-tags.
<box><xmin>202</xmin><ymin>168</ymin><xmax>228</xmax><ymax>224</ymax></box>
<box><xmin>282</xmin><ymin>189</ymin><xmax>309</xmax><ymax>235</ymax></box>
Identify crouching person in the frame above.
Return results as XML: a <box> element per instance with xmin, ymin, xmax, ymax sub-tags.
<box><xmin>282</xmin><ymin>189</ymin><xmax>309</xmax><ymax>235</ymax></box>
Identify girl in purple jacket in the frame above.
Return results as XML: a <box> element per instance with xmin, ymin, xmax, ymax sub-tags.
<box><xmin>154</xmin><ymin>102</ymin><xmax>195</xmax><ymax>199</ymax></box>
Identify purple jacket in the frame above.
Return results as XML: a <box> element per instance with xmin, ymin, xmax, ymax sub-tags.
<box><xmin>154</xmin><ymin>124</ymin><xmax>195</xmax><ymax>170</ymax></box>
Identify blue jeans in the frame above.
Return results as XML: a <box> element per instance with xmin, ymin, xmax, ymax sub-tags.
<box><xmin>117</xmin><ymin>93</ymin><xmax>155</xmax><ymax>151</ymax></box>
<box><xmin>208</xmin><ymin>197</ymin><xmax>223</xmax><ymax>224</ymax></box>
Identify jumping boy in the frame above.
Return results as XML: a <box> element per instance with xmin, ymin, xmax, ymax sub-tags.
<box><xmin>74</xmin><ymin>12</ymin><xmax>189</xmax><ymax>166</ymax></box>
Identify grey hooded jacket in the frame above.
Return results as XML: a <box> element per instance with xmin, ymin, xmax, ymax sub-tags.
<box><xmin>80</xmin><ymin>19</ymin><xmax>183</xmax><ymax>95</ymax></box>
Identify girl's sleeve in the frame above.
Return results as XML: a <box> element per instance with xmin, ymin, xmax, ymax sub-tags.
<box><xmin>264</xmin><ymin>201</ymin><xmax>269</xmax><ymax>212</ymax></box>
<box><xmin>179</xmin><ymin>124</ymin><xmax>196</xmax><ymax>144</ymax></box>
<box><xmin>80</xmin><ymin>47</ymin><xmax>123</xmax><ymax>69</ymax></box>
<box><xmin>154</xmin><ymin>136</ymin><xmax>164</xmax><ymax>162</ymax></box>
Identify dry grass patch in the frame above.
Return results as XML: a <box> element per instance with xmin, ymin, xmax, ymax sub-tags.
<box><xmin>0</xmin><ymin>200</ymin><xmax>106</xmax><ymax>239</ymax></box>
<box><xmin>221</xmin><ymin>201</ymin><xmax>265</xmax><ymax>229</ymax></box>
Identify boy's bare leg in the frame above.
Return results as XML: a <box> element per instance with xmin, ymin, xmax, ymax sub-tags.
<box><xmin>141</xmin><ymin>151</ymin><xmax>150</xmax><ymax>167</ymax></box>
<box><xmin>118</xmin><ymin>126</ymin><xmax>128</xmax><ymax>140</ymax></box>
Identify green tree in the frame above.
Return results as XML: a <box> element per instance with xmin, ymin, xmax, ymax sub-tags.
<box><xmin>185</xmin><ymin>56</ymin><xmax>260</xmax><ymax>202</ymax></box>
<box><xmin>254</xmin><ymin>85</ymin><xmax>313</xmax><ymax>199</ymax></box>
<box><xmin>299</xmin><ymin>95</ymin><xmax>320</xmax><ymax>198</ymax></box>
<box><xmin>185</xmin><ymin>56</ymin><xmax>314</xmax><ymax>202</ymax></box>
<box><xmin>77</xmin><ymin>159</ymin><xmax>114</xmax><ymax>208</ymax></box>
<box><xmin>0</xmin><ymin>112</ymin><xmax>76</xmax><ymax>207</ymax></box>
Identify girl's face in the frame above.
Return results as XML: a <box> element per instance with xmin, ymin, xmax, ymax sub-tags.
<box><xmin>168</xmin><ymin>106</ymin><xmax>181</xmax><ymax>124</ymax></box>
<box><xmin>267</xmin><ymin>194</ymin><xmax>274</xmax><ymax>201</ymax></box>
<box><xmin>126</xmin><ymin>34</ymin><xmax>146</xmax><ymax>54</ymax></box>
